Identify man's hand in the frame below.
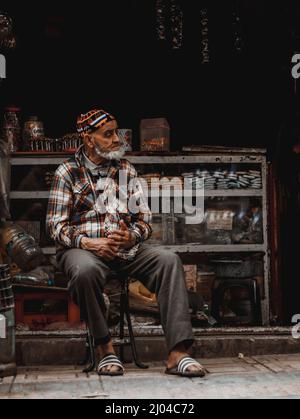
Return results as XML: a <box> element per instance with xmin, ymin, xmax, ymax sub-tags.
<box><xmin>108</xmin><ymin>220</ymin><xmax>137</xmax><ymax>250</ymax></box>
<box><xmin>81</xmin><ymin>237</ymin><xmax>120</xmax><ymax>261</ymax></box>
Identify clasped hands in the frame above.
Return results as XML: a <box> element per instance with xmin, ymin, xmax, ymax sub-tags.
<box><xmin>81</xmin><ymin>220</ymin><xmax>137</xmax><ymax>261</ymax></box>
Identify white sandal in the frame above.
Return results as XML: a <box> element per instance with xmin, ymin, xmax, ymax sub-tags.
<box><xmin>97</xmin><ymin>354</ymin><xmax>125</xmax><ymax>376</ymax></box>
<box><xmin>165</xmin><ymin>356</ymin><xmax>206</xmax><ymax>378</ymax></box>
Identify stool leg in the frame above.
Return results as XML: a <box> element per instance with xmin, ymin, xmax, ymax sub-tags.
<box><xmin>124</xmin><ymin>281</ymin><xmax>148</xmax><ymax>370</ymax></box>
<box><xmin>119</xmin><ymin>285</ymin><xmax>126</xmax><ymax>364</ymax></box>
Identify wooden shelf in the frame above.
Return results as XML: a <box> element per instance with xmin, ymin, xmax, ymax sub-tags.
<box><xmin>42</xmin><ymin>244</ymin><xmax>266</xmax><ymax>255</ymax></box>
<box><xmin>10</xmin><ymin>189</ymin><xmax>263</xmax><ymax>200</ymax></box>
<box><xmin>11</xmin><ymin>153</ymin><xmax>265</xmax><ymax>166</ymax></box>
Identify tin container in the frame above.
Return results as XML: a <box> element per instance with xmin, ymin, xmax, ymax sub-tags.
<box><xmin>2</xmin><ymin>224</ymin><xmax>45</xmax><ymax>272</ymax></box>
<box><xmin>22</xmin><ymin>116</ymin><xmax>45</xmax><ymax>151</ymax></box>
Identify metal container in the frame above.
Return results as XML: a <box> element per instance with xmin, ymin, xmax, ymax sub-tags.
<box><xmin>22</xmin><ymin>116</ymin><xmax>45</xmax><ymax>151</ymax></box>
<box><xmin>2</xmin><ymin>107</ymin><xmax>21</xmax><ymax>152</ymax></box>
<box><xmin>2</xmin><ymin>224</ymin><xmax>45</xmax><ymax>272</ymax></box>
<box><xmin>0</xmin><ymin>264</ymin><xmax>16</xmax><ymax>378</ymax></box>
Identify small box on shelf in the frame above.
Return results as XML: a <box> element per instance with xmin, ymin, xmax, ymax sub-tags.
<box><xmin>140</xmin><ymin>118</ymin><xmax>170</xmax><ymax>152</ymax></box>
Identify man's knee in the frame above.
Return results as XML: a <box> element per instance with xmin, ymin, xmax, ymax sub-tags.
<box><xmin>154</xmin><ymin>249</ymin><xmax>181</xmax><ymax>268</ymax></box>
<box><xmin>70</xmin><ymin>262</ymin><xmax>102</xmax><ymax>289</ymax></box>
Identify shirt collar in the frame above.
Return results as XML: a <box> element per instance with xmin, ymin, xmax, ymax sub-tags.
<box><xmin>82</xmin><ymin>149</ymin><xmax>111</xmax><ymax>174</ymax></box>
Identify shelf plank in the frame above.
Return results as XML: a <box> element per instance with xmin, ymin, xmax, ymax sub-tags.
<box><xmin>42</xmin><ymin>244</ymin><xmax>266</xmax><ymax>255</ymax></box>
<box><xmin>11</xmin><ymin>154</ymin><xmax>266</xmax><ymax>166</ymax></box>
<box><xmin>10</xmin><ymin>189</ymin><xmax>263</xmax><ymax>200</ymax></box>
<box><xmin>148</xmin><ymin>244</ymin><xmax>266</xmax><ymax>253</ymax></box>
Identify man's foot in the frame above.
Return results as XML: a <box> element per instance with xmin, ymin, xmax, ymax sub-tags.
<box><xmin>98</xmin><ymin>340</ymin><xmax>124</xmax><ymax>374</ymax></box>
<box><xmin>167</xmin><ymin>343</ymin><xmax>206</xmax><ymax>376</ymax></box>
<box><xmin>97</xmin><ymin>354</ymin><xmax>125</xmax><ymax>376</ymax></box>
<box><xmin>165</xmin><ymin>355</ymin><xmax>206</xmax><ymax>378</ymax></box>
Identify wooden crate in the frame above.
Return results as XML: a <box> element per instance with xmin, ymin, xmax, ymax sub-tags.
<box><xmin>14</xmin><ymin>288</ymin><xmax>80</xmax><ymax>328</ymax></box>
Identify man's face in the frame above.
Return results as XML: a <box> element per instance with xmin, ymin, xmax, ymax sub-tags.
<box><xmin>84</xmin><ymin>119</ymin><xmax>127</xmax><ymax>161</ymax></box>
<box><xmin>91</xmin><ymin>120</ymin><xmax>120</xmax><ymax>152</ymax></box>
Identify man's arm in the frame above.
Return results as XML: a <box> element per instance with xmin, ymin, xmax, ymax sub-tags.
<box><xmin>46</xmin><ymin>167</ymin><xmax>87</xmax><ymax>249</ymax></box>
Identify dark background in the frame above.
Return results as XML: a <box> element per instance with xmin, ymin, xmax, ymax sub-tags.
<box><xmin>1</xmin><ymin>0</ymin><xmax>300</xmax><ymax>152</ymax></box>
<box><xmin>1</xmin><ymin>0</ymin><xmax>300</xmax><ymax>323</ymax></box>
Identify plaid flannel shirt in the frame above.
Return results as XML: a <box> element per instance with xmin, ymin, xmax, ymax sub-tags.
<box><xmin>46</xmin><ymin>145</ymin><xmax>152</xmax><ymax>260</ymax></box>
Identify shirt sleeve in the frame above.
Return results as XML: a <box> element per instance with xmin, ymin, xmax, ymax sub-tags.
<box><xmin>127</xmin><ymin>163</ymin><xmax>153</xmax><ymax>243</ymax></box>
<box><xmin>46</xmin><ymin>167</ymin><xmax>87</xmax><ymax>249</ymax></box>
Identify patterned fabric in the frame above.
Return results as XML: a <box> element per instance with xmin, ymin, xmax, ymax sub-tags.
<box><xmin>46</xmin><ymin>145</ymin><xmax>152</xmax><ymax>261</ymax></box>
<box><xmin>76</xmin><ymin>109</ymin><xmax>115</xmax><ymax>136</ymax></box>
<box><xmin>0</xmin><ymin>274</ymin><xmax>14</xmax><ymax>311</ymax></box>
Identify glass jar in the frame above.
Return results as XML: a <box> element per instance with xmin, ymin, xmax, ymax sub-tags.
<box><xmin>2</xmin><ymin>107</ymin><xmax>21</xmax><ymax>152</ymax></box>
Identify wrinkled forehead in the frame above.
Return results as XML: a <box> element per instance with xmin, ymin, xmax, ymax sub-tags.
<box><xmin>94</xmin><ymin>119</ymin><xmax>118</xmax><ymax>136</ymax></box>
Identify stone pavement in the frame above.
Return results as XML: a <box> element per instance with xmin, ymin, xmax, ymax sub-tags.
<box><xmin>2</xmin><ymin>354</ymin><xmax>300</xmax><ymax>399</ymax></box>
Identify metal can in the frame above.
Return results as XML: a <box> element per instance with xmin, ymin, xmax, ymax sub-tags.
<box><xmin>22</xmin><ymin>116</ymin><xmax>45</xmax><ymax>151</ymax></box>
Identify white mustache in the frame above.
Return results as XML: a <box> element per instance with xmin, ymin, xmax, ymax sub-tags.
<box><xmin>93</xmin><ymin>139</ymin><xmax>127</xmax><ymax>161</ymax></box>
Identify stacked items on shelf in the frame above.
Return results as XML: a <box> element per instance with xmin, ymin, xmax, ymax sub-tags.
<box><xmin>0</xmin><ymin>106</ymin><xmax>84</xmax><ymax>153</ymax></box>
<box><xmin>182</xmin><ymin>169</ymin><xmax>262</xmax><ymax>190</ymax></box>
<box><xmin>28</xmin><ymin>133</ymin><xmax>82</xmax><ymax>153</ymax></box>
<box><xmin>141</xmin><ymin>173</ymin><xmax>184</xmax><ymax>190</ymax></box>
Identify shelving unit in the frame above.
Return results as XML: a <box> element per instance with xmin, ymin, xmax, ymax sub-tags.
<box><xmin>9</xmin><ymin>149</ymin><xmax>270</xmax><ymax>325</ymax></box>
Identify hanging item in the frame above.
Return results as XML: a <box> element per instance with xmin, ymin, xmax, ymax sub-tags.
<box><xmin>232</xmin><ymin>1</ymin><xmax>244</xmax><ymax>54</ymax></box>
<box><xmin>0</xmin><ymin>11</ymin><xmax>16</xmax><ymax>51</ymax></box>
<box><xmin>200</xmin><ymin>8</ymin><xmax>210</xmax><ymax>64</ymax></box>
<box><xmin>156</xmin><ymin>0</ymin><xmax>167</xmax><ymax>41</ymax></box>
<box><xmin>155</xmin><ymin>0</ymin><xmax>183</xmax><ymax>50</ymax></box>
<box><xmin>0</xmin><ymin>12</ymin><xmax>12</xmax><ymax>42</ymax></box>
<box><xmin>170</xmin><ymin>0</ymin><xmax>183</xmax><ymax>50</ymax></box>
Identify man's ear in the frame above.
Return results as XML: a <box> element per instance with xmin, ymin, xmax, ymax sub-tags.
<box><xmin>83</xmin><ymin>133</ymin><xmax>93</xmax><ymax>148</ymax></box>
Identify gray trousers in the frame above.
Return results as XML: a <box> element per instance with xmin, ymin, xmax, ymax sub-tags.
<box><xmin>56</xmin><ymin>244</ymin><xmax>194</xmax><ymax>353</ymax></box>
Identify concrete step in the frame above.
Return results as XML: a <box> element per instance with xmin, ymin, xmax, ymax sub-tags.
<box><xmin>3</xmin><ymin>355</ymin><xmax>300</xmax><ymax>399</ymax></box>
<box><xmin>15</xmin><ymin>326</ymin><xmax>300</xmax><ymax>366</ymax></box>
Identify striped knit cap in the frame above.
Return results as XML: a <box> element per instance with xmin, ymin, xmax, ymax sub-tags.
<box><xmin>76</xmin><ymin>109</ymin><xmax>115</xmax><ymax>136</ymax></box>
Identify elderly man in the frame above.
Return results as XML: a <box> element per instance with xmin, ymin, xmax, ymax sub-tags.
<box><xmin>46</xmin><ymin>109</ymin><xmax>205</xmax><ymax>377</ymax></box>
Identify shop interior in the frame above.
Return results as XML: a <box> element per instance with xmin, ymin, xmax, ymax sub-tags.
<box><xmin>0</xmin><ymin>1</ymin><xmax>300</xmax><ymax>341</ymax></box>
